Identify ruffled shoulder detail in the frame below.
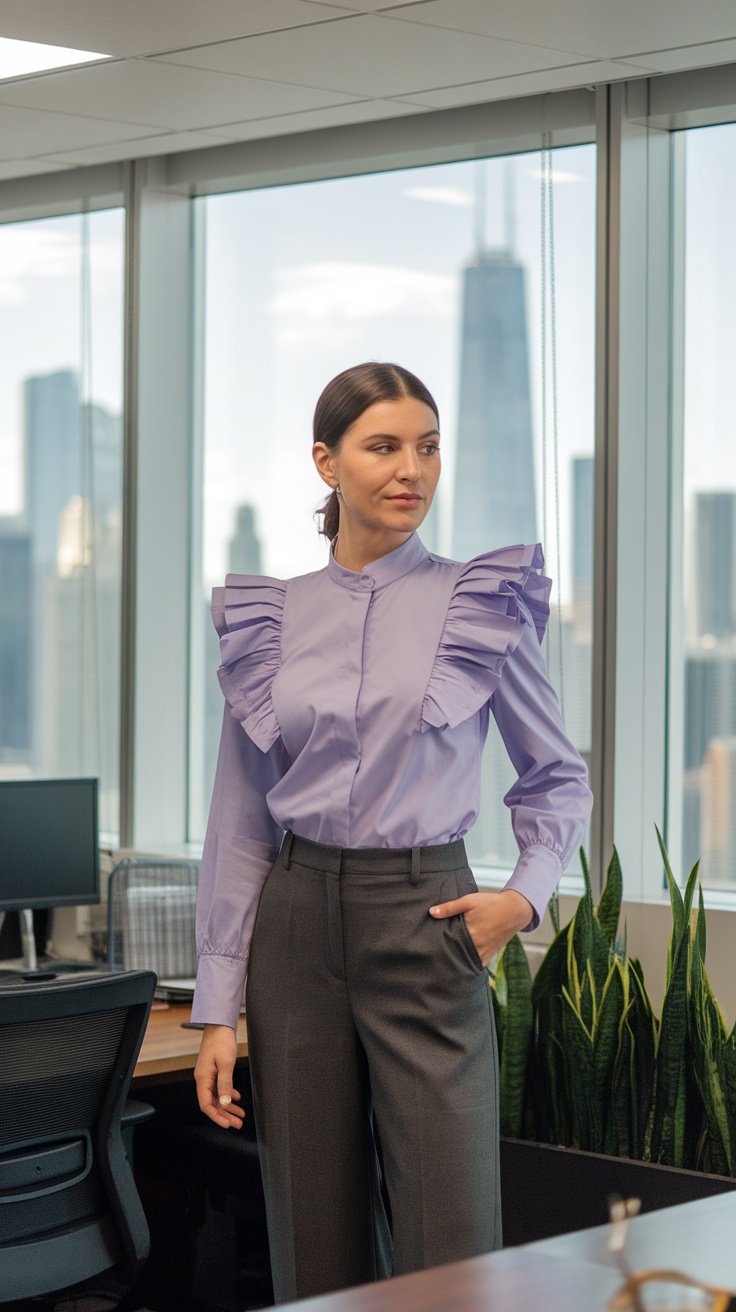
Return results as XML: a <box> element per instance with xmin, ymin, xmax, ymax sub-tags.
<box><xmin>211</xmin><ymin>574</ymin><xmax>286</xmax><ymax>753</ymax></box>
<box><xmin>420</xmin><ymin>543</ymin><xmax>552</xmax><ymax>733</ymax></box>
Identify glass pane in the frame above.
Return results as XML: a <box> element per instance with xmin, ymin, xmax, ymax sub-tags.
<box><xmin>192</xmin><ymin>150</ymin><xmax>595</xmax><ymax>876</ymax></box>
<box><xmin>678</xmin><ymin>123</ymin><xmax>736</xmax><ymax>892</ymax></box>
<box><xmin>0</xmin><ymin>210</ymin><xmax>125</xmax><ymax>840</ymax></box>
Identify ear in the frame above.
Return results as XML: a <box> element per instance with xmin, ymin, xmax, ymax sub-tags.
<box><xmin>312</xmin><ymin>442</ymin><xmax>338</xmax><ymax>490</ymax></box>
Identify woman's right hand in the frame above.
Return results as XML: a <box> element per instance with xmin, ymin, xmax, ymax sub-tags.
<box><xmin>194</xmin><ymin>1023</ymin><xmax>245</xmax><ymax>1129</ymax></box>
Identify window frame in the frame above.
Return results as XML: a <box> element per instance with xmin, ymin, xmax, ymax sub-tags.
<box><xmin>2</xmin><ymin>67</ymin><xmax>736</xmax><ymax>921</ymax></box>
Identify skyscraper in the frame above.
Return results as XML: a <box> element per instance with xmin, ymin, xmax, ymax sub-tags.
<box><xmin>23</xmin><ymin>370</ymin><xmax>81</xmax><ymax>569</ymax></box>
<box><xmin>572</xmin><ymin>456</ymin><xmax>594</xmax><ymax>642</ymax></box>
<box><xmin>228</xmin><ymin>503</ymin><xmax>263</xmax><ymax>575</ymax></box>
<box><xmin>681</xmin><ymin>490</ymin><xmax>736</xmax><ymax>886</ymax></box>
<box><xmin>452</xmin><ymin>242</ymin><xmax>540</xmax><ymax>867</ymax></box>
<box><xmin>0</xmin><ymin>519</ymin><xmax>32</xmax><ymax>759</ymax></box>
<box><xmin>451</xmin><ymin>250</ymin><xmax>537</xmax><ymax>561</ymax></box>
<box><xmin>692</xmin><ymin>490</ymin><xmax>736</xmax><ymax>641</ymax></box>
<box><xmin>21</xmin><ymin>369</ymin><xmax>123</xmax><ymax>828</ymax></box>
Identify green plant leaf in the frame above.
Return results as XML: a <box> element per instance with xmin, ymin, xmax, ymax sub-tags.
<box><xmin>596</xmin><ymin>846</ymin><xmax>623</xmax><ymax>948</ymax></box>
<box><xmin>495</xmin><ymin>935</ymin><xmax>533</xmax><ymax>1138</ymax></box>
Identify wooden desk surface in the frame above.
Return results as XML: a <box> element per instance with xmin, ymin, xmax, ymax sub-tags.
<box><xmin>133</xmin><ymin>1002</ymin><xmax>248</xmax><ymax>1083</ymax></box>
<box><xmin>281</xmin><ymin>1247</ymin><xmax>621</xmax><ymax>1312</ymax></box>
<box><xmin>277</xmin><ymin>1192</ymin><xmax>736</xmax><ymax>1312</ymax></box>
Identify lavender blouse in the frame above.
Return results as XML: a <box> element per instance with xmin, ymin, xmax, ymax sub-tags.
<box><xmin>192</xmin><ymin>533</ymin><xmax>594</xmax><ymax>1029</ymax></box>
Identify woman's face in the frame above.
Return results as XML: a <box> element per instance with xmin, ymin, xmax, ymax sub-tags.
<box><xmin>313</xmin><ymin>396</ymin><xmax>441</xmax><ymax>543</ymax></box>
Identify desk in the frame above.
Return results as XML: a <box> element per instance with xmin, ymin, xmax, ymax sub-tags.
<box><xmin>133</xmin><ymin>1003</ymin><xmax>248</xmax><ymax>1084</ymax></box>
<box><xmin>275</xmin><ymin>1192</ymin><xmax>736</xmax><ymax>1312</ymax></box>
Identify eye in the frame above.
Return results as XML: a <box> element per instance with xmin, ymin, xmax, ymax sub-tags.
<box><xmin>372</xmin><ymin>443</ymin><xmax>395</xmax><ymax>453</ymax></box>
<box><xmin>422</xmin><ymin>443</ymin><xmax>440</xmax><ymax>455</ymax></box>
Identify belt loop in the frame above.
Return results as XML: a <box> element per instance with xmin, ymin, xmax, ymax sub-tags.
<box><xmin>410</xmin><ymin>845</ymin><xmax>421</xmax><ymax>886</ymax></box>
<box><xmin>282</xmin><ymin>830</ymin><xmax>295</xmax><ymax>870</ymax></box>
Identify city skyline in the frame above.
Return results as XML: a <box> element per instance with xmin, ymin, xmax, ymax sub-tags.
<box><xmin>2</xmin><ymin>127</ymin><xmax>736</xmax><ymax>888</ymax></box>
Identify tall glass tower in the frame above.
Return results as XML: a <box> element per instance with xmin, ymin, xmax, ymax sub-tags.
<box><xmin>451</xmin><ymin>250</ymin><xmax>537</xmax><ymax>561</ymax></box>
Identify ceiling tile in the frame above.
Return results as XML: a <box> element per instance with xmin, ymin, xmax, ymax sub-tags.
<box><xmin>322</xmin><ymin>1</ymin><xmax>430</xmax><ymax>9</ymax></box>
<box><xmin>0</xmin><ymin>156</ymin><xmax>69</xmax><ymax>179</ymax></box>
<box><xmin>0</xmin><ymin>102</ymin><xmax>163</xmax><ymax>159</ymax></box>
<box><xmin>387</xmin><ymin>0</ymin><xmax>736</xmax><ymax>63</ymax></box>
<box><xmin>158</xmin><ymin>13</ymin><xmax>585</xmax><ymax>98</ymax></box>
<box><xmin>212</xmin><ymin>96</ymin><xmax>426</xmax><ymax>140</ymax></box>
<box><xmin>0</xmin><ymin>59</ymin><xmax>363</xmax><ymax>130</ymax></box>
<box><xmin>392</xmin><ymin>60</ymin><xmax>652</xmax><ymax>109</ymax></box>
<box><xmin>35</xmin><ymin>128</ymin><xmax>241</xmax><ymax>167</ymax></box>
<box><xmin>628</xmin><ymin>39</ymin><xmax>736</xmax><ymax>72</ymax></box>
<box><xmin>0</xmin><ymin>0</ymin><xmax>348</xmax><ymax>59</ymax></box>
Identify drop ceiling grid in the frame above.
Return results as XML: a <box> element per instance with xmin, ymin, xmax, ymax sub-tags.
<box><xmin>0</xmin><ymin>59</ymin><xmax>367</xmax><ymax>132</ymax></box>
<box><xmin>385</xmin><ymin>0</ymin><xmax>736</xmax><ymax>62</ymax></box>
<box><xmin>0</xmin><ymin>0</ymin><xmax>356</xmax><ymax>59</ymax></box>
<box><xmin>154</xmin><ymin>12</ymin><xmax>591</xmax><ymax>99</ymax></box>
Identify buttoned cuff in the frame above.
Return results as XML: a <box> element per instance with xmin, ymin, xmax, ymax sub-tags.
<box><xmin>191</xmin><ymin>952</ymin><xmax>247</xmax><ymax>1030</ymax></box>
<box><xmin>503</xmin><ymin>843</ymin><xmax>563</xmax><ymax>932</ymax></box>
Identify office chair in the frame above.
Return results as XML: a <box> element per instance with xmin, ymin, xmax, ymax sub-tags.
<box><xmin>107</xmin><ymin>856</ymin><xmax>200</xmax><ymax>977</ymax></box>
<box><xmin>0</xmin><ymin>969</ymin><xmax>157</xmax><ymax>1305</ymax></box>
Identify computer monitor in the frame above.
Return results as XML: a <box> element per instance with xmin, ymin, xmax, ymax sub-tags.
<box><xmin>0</xmin><ymin>777</ymin><xmax>100</xmax><ymax>970</ymax></box>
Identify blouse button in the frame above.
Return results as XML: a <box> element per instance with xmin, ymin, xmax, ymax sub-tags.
<box><xmin>359</xmin><ymin>576</ymin><xmax>373</xmax><ymax>590</ymax></box>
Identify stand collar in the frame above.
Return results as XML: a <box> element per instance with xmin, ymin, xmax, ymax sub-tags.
<box><xmin>327</xmin><ymin>532</ymin><xmax>429</xmax><ymax>593</ymax></box>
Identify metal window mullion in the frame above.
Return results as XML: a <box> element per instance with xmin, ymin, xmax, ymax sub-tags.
<box><xmin>604</xmin><ymin>81</ymin><xmax>673</xmax><ymax>900</ymax></box>
<box><xmin>590</xmin><ymin>83</ymin><xmax>620</xmax><ymax>899</ymax></box>
<box><xmin>119</xmin><ymin>162</ymin><xmax>142</xmax><ymax>849</ymax></box>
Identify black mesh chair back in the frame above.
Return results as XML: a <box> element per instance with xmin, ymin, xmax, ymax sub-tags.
<box><xmin>107</xmin><ymin>857</ymin><xmax>199</xmax><ymax>976</ymax></box>
<box><xmin>0</xmin><ymin>969</ymin><xmax>156</xmax><ymax>1303</ymax></box>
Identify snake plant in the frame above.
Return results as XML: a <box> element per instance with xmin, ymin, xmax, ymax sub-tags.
<box><xmin>490</xmin><ymin>829</ymin><xmax>735</xmax><ymax>1176</ymax></box>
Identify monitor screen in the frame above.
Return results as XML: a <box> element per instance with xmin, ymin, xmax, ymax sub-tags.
<box><xmin>0</xmin><ymin>777</ymin><xmax>100</xmax><ymax>911</ymax></box>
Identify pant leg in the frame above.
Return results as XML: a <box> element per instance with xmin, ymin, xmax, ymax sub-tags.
<box><xmin>245</xmin><ymin>850</ymin><xmax>390</xmax><ymax>1304</ymax></box>
<box><xmin>342</xmin><ymin>862</ymin><xmax>502</xmax><ymax>1277</ymax></box>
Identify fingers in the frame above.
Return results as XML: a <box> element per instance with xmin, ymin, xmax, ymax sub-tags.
<box><xmin>428</xmin><ymin>894</ymin><xmax>477</xmax><ymax>918</ymax></box>
<box><xmin>194</xmin><ymin>1029</ymin><xmax>245</xmax><ymax>1129</ymax></box>
<box><xmin>195</xmin><ymin>1069</ymin><xmax>245</xmax><ymax>1128</ymax></box>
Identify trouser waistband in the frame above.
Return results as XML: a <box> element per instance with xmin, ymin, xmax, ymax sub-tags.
<box><xmin>279</xmin><ymin>829</ymin><xmax>468</xmax><ymax>883</ymax></box>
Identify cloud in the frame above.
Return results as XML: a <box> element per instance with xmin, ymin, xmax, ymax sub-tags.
<box><xmin>404</xmin><ymin>185</ymin><xmax>473</xmax><ymax>207</ymax></box>
<box><xmin>268</xmin><ymin>261</ymin><xmax>455</xmax><ymax>347</ymax></box>
<box><xmin>0</xmin><ymin>223</ymin><xmax>121</xmax><ymax>305</ymax></box>
<box><xmin>528</xmin><ymin>167</ymin><xmax>583</xmax><ymax>184</ymax></box>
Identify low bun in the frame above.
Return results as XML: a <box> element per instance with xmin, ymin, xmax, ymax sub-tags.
<box><xmin>317</xmin><ymin>489</ymin><xmax>340</xmax><ymax>541</ymax></box>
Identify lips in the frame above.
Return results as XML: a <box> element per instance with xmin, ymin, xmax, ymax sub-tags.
<box><xmin>388</xmin><ymin>495</ymin><xmax>421</xmax><ymax>504</ymax></box>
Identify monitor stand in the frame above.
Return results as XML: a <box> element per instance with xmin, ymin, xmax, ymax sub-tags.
<box><xmin>20</xmin><ymin>908</ymin><xmax>37</xmax><ymax>972</ymax></box>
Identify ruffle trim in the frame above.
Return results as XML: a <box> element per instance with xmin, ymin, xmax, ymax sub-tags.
<box><xmin>420</xmin><ymin>543</ymin><xmax>552</xmax><ymax>733</ymax></box>
<box><xmin>211</xmin><ymin>574</ymin><xmax>286</xmax><ymax>753</ymax></box>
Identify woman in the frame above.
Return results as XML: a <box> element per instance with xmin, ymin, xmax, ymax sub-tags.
<box><xmin>192</xmin><ymin>361</ymin><xmax>594</xmax><ymax>1303</ymax></box>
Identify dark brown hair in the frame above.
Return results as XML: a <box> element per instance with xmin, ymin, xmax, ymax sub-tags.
<box><xmin>313</xmin><ymin>361</ymin><xmax>439</xmax><ymax>540</ymax></box>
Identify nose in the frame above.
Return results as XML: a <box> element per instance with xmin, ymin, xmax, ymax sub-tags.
<box><xmin>397</xmin><ymin>448</ymin><xmax>420</xmax><ymax>482</ymax></box>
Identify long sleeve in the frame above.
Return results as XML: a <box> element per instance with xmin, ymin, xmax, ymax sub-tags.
<box><xmin>489</xmin><ymin>606</ymin><xmax>594</xmax><ymax>930</ymax></box>
<box><xmin>191</xmin><ymin>706</ymin><xmax>289</xmax><ymax>1029</ymax></box>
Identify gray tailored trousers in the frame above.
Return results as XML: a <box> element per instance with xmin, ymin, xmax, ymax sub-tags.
<box><xmin>245</xmin><ymin>831</ymin><xmax>502</xmax><ymax>1305</ymax></box>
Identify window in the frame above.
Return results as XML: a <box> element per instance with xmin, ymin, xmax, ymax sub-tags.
<box><xmin>0</xmin><ymin>209</ymin><xmax>125</xmax><ymax>839</ymax></box>
<box><xmin>675</xmin><ymin>122</ymin><xmax>736</xmax><ymax>893</ymax></box>
<box><xmin>191</xmin><ymin>147</ymin><xmax>596</xmax><ymax>883</ymax></box>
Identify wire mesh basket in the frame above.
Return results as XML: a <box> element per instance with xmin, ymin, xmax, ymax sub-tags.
<box><xmin>107</xmin><ymin>857</ymin><xmax>200</xmax><ymax>977</ymax></box>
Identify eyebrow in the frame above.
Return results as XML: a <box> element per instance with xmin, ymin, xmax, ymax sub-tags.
<box><xmin>361</xmin><ymin>429</ymin><xmax>440</xmax><ymax>442</ymax></box>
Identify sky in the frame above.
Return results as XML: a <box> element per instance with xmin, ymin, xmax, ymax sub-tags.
<box><xmin>200</xmin><ymin>145</ymin><xmax>597</xmax><ymax>599</ymax></box>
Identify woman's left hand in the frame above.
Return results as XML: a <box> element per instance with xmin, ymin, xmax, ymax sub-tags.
<box><xmin>428</xmin><ymin>888</ymin><xmax>535</xmax><ymax>967</ymax></box>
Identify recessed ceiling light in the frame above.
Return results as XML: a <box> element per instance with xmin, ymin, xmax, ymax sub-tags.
<box><xmin>0</xmin><ymin>37</ymin><xmax>110</xmax><ymax>81</ymax></box>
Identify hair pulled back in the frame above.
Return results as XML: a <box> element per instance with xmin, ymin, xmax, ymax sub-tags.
<box><xmin>314</xmin><ymin>361</ymin><xmax>439</xmax><ymax>541</ymax></box>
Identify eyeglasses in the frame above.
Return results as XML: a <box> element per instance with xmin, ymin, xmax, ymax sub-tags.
<box><xmin>607</xmin><ymin>1196</ymin><xmax>736</xmax><ymax>1311</ymax></box>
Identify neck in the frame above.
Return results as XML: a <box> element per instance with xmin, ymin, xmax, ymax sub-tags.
<box><xmin>333</xmin><ymin>523</ymin><xmax>413</xmax><ymax>573</ymax></box>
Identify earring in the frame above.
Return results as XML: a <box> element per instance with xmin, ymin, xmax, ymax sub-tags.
<box><xmin>335</xmin><ymin>484</ymin><xmax>341</xmax><ymax>497</ymax></box>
